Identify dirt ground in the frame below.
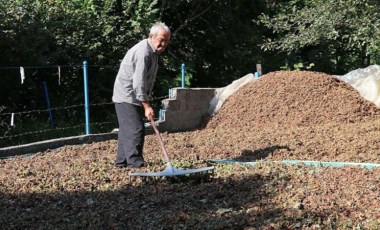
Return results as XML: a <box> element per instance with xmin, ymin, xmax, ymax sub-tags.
<box><xmin>1</xmin><ymin>71</ymin><xmax>379</xmax><ymax>229</ymax></box>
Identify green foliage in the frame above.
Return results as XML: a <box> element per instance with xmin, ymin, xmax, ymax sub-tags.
<box><xmin>281</xmin><ymin>62</ymin><xmax>315</xmax><ymax>71</ymax></box>
<box><xmin>0</xmin><ymin>0</ymin><xmax>163</xmax><ymax>65</ymax></box>
<box><xmin>258</xmin><ymin>0</ymin><xmax>380</xmax><ymax>74</ymax></box>
<box><xmin>159</xmin><ymin>0</ymin><xmax>267</xmax><ymax>87</ymax></box>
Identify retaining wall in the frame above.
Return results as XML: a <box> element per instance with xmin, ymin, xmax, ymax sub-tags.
<box><xmin>0</xmin><ymin>133</ymin><xmax>117</xmax><ymax>158</ymax></box>
<box><xmin>157</xmin><ymin>87</ymin><xmax>216</xmax><ymax>132</ymax></box>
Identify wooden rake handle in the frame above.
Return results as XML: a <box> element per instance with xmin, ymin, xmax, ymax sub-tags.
<box><xmin>149</xmin><ymin>118</ymin><xmax>171</xmax><ymax>163</ymax></box>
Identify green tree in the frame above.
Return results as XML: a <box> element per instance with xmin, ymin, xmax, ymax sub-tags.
<box><xmin>258</xmin><ymin>0</ymin><xmax>380</xmax><ymax>74</ymax></box>
<box><xmin>159</xmin><ymin>0</ymin><xmax>268</xmax><ymax>87</ymax></box>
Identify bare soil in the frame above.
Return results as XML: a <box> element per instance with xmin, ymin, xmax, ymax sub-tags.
<box><xmin>1</xmin><ymin>71</ymin><xmax>379</xmax><ymax>229</ymax></box>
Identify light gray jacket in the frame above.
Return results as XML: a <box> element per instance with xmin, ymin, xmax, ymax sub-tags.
<box><xmin>112</xmin><ymin>39</ymin><xmax>159</xmax><ymax>106</ymax></box>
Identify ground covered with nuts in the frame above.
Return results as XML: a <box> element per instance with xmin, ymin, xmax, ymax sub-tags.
<box><xmin>1</xmin><ymin>71</ymin><xmax>379</xmax><ymax>229</ymax></box>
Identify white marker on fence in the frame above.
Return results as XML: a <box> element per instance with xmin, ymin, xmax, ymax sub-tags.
<box><xmin>20</xmin><ymin>67</ymin><xmax>25</xmax><ymax>84</ymax></box>
<box><xmin>10</xmin><ymin>113</ymin><xmax>14</xmax><ymax>126</ymax></box>
<box><xmin>58</xmin><ymin>66</ymin><xmax>61</xmax><ymax>85</ymax></box>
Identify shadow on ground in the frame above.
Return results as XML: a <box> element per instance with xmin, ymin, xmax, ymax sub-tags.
<box><xmin>233</xmin><ymin>145</ymin><xmax>292</xmax><ymax>162</ymax></box>
<box><xmin>0</xmin><ymin>171</ymin><xmax>331</xmax><ymax>229</ymax></box>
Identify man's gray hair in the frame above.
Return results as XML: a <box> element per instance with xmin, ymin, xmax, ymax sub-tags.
<box><xmin>149</xmin><ymin>22</ymin><xmax>170</xmax><ymax>37</ymax></box>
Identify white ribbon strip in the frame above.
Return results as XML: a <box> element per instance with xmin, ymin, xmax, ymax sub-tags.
<box><xmin>58</xmin><ymin>66</ymin><xmax>61</xmax><ymax>85</ymax></box>
<box><xmin>10</xmin><ymin>113</ymin><xmax>14</xmax><ymax>126</ymax></box>
<box><xmin>20</xmin><ymin>67</ymin><xmax>25</xmax><ymax>84</ymax></box>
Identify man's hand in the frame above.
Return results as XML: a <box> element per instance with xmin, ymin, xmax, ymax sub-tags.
<box><xmin>141</xmin><ymin>101</ymin><xmax>154</xmax><ymax>121</ymax></box>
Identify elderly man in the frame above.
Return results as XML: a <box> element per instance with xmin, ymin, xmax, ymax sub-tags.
<box><xmin>112</xmin><ymin>22</ymin><xmax>171</xmax><ymax>168</ymax></box>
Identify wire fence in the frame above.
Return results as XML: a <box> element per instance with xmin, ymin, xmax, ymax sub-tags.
<box><xmin>0</xmin><ymin>63</ymin><xmax>117</xmax><ymax>148</ymax></box>
<box><xmin>0</xmin><ymin>103</ymin><xmax>115</xmax><ymax>139</ymax></box>
<box><xmin>0</xmin><ymin>61</ymin><xmax>182</xmax><ymax>148</ymax></box>
<box><xmin>0</xmin><ymin>63</ymin><xmax>141</xmax><ymax>148</ymax></box>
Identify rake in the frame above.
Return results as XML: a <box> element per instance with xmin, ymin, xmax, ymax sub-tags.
<box><xmin>128</xmin><ymin>118</ymin><xmax>214</xmax><ymax>178</ymax></box>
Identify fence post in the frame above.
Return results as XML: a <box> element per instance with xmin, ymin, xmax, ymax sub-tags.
<box><xmin>83</xmin><ymin>61</ymin><xmax>90</xmax><ymax>135</ymax></box>
<box><xmin>181</xmin><ymin>63</ymin><xmax>185</xmax><ymax>88</ymax></box>
<box><xmin>42</xmin><ymin>81</ymin><xmax>54</xmax><ymax>128</ymax></box>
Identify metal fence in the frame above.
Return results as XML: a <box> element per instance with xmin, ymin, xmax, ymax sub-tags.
<box><xmin>0</xmin><ymin>61</ymin><xmax>119</xmax><ymax>148</ymax></box>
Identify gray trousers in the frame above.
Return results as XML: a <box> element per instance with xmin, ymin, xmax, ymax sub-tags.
<box><xmin>114</xmin><ymin>102</ymin><xmax>145</xmax><ymax>167</ymax></box>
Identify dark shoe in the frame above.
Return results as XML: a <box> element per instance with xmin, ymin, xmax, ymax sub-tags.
<box><xmin>115</xmin><ymin>163</ymin><xmax>129</xmax><ymax>168</ymax></box>
<box><xmin>133</xmin><ymin>162</ymin><xmax>148</xmax><ymax>168</ymax></box>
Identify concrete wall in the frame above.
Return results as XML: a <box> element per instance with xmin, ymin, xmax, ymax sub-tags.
<box><xmin>156</xmin><ymin>87</ymin><xmax>216</xmax><ymax>132</ymax></box>
<box><xmin>0</xmin><ymin>133</ymin><xmax>118</xmax><ymax>158</ymax></box>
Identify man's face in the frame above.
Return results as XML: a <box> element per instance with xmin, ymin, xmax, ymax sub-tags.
<box><xmin>150</xmin><ymin>29</ymin><xmax>170</xmax><ymax>53</ymax></box>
